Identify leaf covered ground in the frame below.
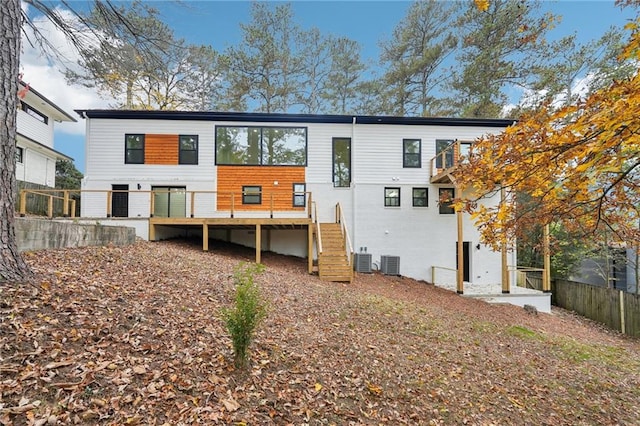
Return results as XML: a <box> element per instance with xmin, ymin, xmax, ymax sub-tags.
<box><xmin>1</xmin><ymin>239</ymin><xmax>639</xmax><ymax>425</ymax></box>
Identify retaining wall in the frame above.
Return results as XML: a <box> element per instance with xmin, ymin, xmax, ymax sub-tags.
<box><xmin>15</xmin><ymin>218</ymin><xmax>136</xmax><ymax>252</ymax></box>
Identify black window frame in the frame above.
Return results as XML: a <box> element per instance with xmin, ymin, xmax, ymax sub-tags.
<box><xmin>215</xmin><ymin>125</ymin><xmax>308</xmax><ymax>166</ymax></box>
<box><xmin>403</xmin><ymin>139</ymin><xmax>421</xmax><ymax>168</ymax></box>
<box><xmin>333</xmin><ymin>137</ymin><xmax>351</xmax><ymax>188</ymax></box>
<box><xmin>179</xmin><ymin>135</ymin><xmax>199</xmax><ymax>165</ymax></box>
<box><xmin>292</xmin><ymin>183</ymin><xmax>306</xmax><ymax>207</ymax></box>
<box><xmin>412</xmin><ymin>187</ymin><xmax>428</xmax><ymax>207</ymax></box>
<box><xmin>125</xmin><ymin>134</ymin><xmax>145</xmax><ymax>164</ymax></box>
<box><xmin>435</xmin><ymin>139</ymin><xmax>454</xmax><ymax>169</ymax></box>
<box><xmin>242</xmin><ymin>185</ymin><xmax>262</xmax><ymax>205</ymax></box>
<box><xmin>15</xmin><ymin>146</ymin><xmax>23</xmax><ymax>163</ymax></box>
<box><xmin>384</xmin><ymin>187</ymin><xmax>401</xmax><ymax>207</ymax></box>
<box><xmin>439</xmin><ymin>188</ymin><xmax>455</xmax><ymax>214</ymax></box>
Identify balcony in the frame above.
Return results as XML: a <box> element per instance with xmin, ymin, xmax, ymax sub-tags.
<box><xmin>429</xmin><ymin>140</ymin><xmax>472</xmax><ymax>184</ymax></box>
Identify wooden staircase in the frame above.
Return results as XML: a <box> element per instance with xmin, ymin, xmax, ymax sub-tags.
<box><xmin>317</xmin><ymin>222</ymin><xmax>352</xmax><ymax>282</ymax></box>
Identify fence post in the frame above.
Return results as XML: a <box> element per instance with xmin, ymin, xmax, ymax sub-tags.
<box><xmin>47</xmin><ymin>195</ymin><xmax>53</xmax><ymax>218</ymax></box>
<box><xmin>620</xmin><ymin>290</ymin><xmax>626</xmax><ymax>335</ymax></box>
<box><xmin>62</xmin><ymin>191</ymin><xmax>69</xmax><ymax>217</ymax></box>
<box><xmin>19</xmin><ymin>190</ymin><xmax>27</xmax><ymax>217</ymax></box>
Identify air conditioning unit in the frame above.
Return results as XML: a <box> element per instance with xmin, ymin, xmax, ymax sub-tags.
<box><xmin>354</xmin><ymin>253</ymin><xmax>372</xmax><ymax>273</ymax></box>
<box><xmin>380</xmin><ymin>255</ymin><xmax>400</xmax><ymax>276</ymax></box>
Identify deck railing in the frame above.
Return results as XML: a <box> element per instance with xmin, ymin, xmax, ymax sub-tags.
<box><xmin>18</xmin><ymin>188</ymin><xmax>313</xmax><ymax>220</ymax></box>
<box><xmin>429</xmin><ymin>140</ymin><xmax>473</xmax><ymax>182</ymax></box>
<box><xmin>431</xmin><ymin>265</ymin><xmax>458</xmax><ymax>286</ymax></box>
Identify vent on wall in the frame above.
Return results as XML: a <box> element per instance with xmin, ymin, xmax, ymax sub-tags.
<box><xmin>354</xmin><ymin>253</ymin><xmax>372</xmax><ymax>273</ymax></box>
<box><xmin>380</xmin><ymin>255</ymin><xmax>400</xmax><ymax>276</ymax></box>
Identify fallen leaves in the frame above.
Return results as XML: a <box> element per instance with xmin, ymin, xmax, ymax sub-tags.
<box><xmin>0</xmin><ymin>240</ymin><xmax>639</xmax><ymax>424</ymax></box>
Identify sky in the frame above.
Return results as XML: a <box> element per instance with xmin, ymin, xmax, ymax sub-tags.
<box><xmin>19</xmin><ymin>0</ymin><xmax>639</xmax><ymax>173</ymax></box>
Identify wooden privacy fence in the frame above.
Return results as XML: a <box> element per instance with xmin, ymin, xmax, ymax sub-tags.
<box><xmin>553</xmin><ymin>279</ymin><xmax>640</xmax><ymax>337</ymax></box>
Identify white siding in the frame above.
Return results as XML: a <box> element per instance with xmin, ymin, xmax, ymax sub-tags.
<box><xmin>17</xmin><ymin>110</ymin><xmax>54</xmax><ymax>148</ymax></box>
<box><xmin>16</xmin><ymin>147</ymin><xmax>56</xmax><ymax>186</ymax></box>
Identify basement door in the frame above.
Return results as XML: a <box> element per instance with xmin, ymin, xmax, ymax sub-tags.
<box><xmin>152</xmin><ymin>186</ymin><xmax>186</xmax><ymax>218</ymax></box>
<box><xmin>111</xmin><ymin>184</ymin><xmax>129</xmax><ymax>217</ymax></box>
<box><xmin>455</xmin><ymin>241</ymin><xmax>471</xmax><ymax>282</ymax></box>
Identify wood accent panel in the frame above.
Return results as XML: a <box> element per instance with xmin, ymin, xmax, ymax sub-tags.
<box><xmin>145</xmin><ymin>134</ymin><xmax>178</xmax><ymax>165</ymax></box>
<box><xmin>217</xmin><ymin>166</ymin><xmax>305</xmax><ymax>211</ymax></box>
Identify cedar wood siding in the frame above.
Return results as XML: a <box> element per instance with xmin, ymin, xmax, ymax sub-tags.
<box><xmin>217</xmin><ymin>166</ymin><xmax>305</xmax><ymax>211</ymax></box>
<box><xmin>145</xmin><ymin>134</ymin><xmax>179</xmax><ymax>165</ymax></box>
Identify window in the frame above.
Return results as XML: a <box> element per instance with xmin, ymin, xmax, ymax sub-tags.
<box><xmin>125</xmin><ymin>134</ymin><xmax>145</xmax><ymax>164</ymax></box>
<box><xmin>15</xmin><ymin>147</ymin><xmax>23</xmax><ymax>163</ymax></box>
<box><xmin>403</xmin><ymin>139</ymin><xmax>421</xmax><ymax>168</ymax></box>
<box><xmin>412</xmin><ymin>187</ymin><xmax>428</xmax><ymax>207</ymax></box>
<box><xmin>435</xmin><ymin>139</ymin><xmax>454</xmax><ymax>169</ymax></box>
<box><xmin>179</xmin><ymin>135</ymin><xmax>198</xmax><ymax>165</ymax></box>
<box><xmin>384</xmin><ymin>187</ymin><xmax>400</xmax><ymax>207</ymax></box>
<box><xmin>20</xmin><ymin>101</ymin><xmax>48</xmax><ymax>124</ymax></box>
<box><xmin>242</xmin><ymin>186</ymin><xmax>262</xmax><ymax>205</ymax></box>
<box><xmin>439</xmin><ymin>188</ymin><xmax>455</xmax><ymax>214</ymax></box>
<box><xmin>293</xmin><ymin>183</ymin><xmax>306</xmax><ymax>207</ymax></box>
<box><xmin>215</xmin><ymin>126</ymin><xmax>307</xmax><ymax>166</ymax></box>
<box><xmin>333</xmin><ymin>137</ymin><xmax>351</xmax><ymax>187</ymax></box>
<box><xmin>460</xmin><ymin>142</ymin><xmax>472</xmax><ymax>163</ymax></box>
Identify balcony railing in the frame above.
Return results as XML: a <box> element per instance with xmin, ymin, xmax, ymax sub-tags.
<box><xmin>429</xmin><ymin>140</ymin><xmax>472</xmax><ymax>184</ymax></box>
<box><xmin>18</xmin><ymin>189</ymin><xmax>314</xmax><ymax>220</ymax></box>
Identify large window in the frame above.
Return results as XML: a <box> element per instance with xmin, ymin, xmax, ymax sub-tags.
<box><xmin>179</xmin><ymin>135</ymin><xmax>198</xmax><ymax>165</ymax></box>
<box><xmin>333</xmin><ymin>137</ymin><xmax>351</xmax><ymax>187</ymax></box>
<box><xmin>435</xmin><ymin>139</ymin><xmax>454</xmax><ymax>169</ymax></box>
<box><xmin>403</xmin><ymin>139</ymin><xmax>421</xmax><ymax>168</ymax></box>
<box><xmin>412</xmin><ymin>187</ymin><xmax>428</xmax><ymax>207</ymax></box>
<box><xmin>215</xmin><ymin>126</ymin><xmax>307</xmax><ymax>166</ymax></box>
<box><xmin>384</xmin><ymin>187</ymin><xmax>400</xmax><ymax>207</ymax></box>
<box><xmin>439</xmin><ymin>188</ymin><xmax>455</xmax><ymax>214</ymax></box>
<box><xmin>242</xmin><ymin>186</ymin><xmax>262</xmax><ymax>205</ymax></box>
<box><xmin>125</xmin><ymin>134</ymin><xmax>145</xmax><ymax>164</ymax></box>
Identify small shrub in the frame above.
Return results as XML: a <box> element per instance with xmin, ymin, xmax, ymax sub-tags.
<box><xmin>221</xmin><ymin>263</ymin><xmax>267</xmax><ymax>369</ymax></box>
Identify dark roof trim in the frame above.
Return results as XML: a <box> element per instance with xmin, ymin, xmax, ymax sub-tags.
<box><xmin>17</xmin><ymin>132</ymin><xmax>73</xmax><ymax>161</ymax></box>
<box><xmin>20</xmin><ymin>81</ymin><xmax>77</xmax><ymax>122</ymax></box>
<box><xmin>75</xmin><ymin>109</ymin><xmax>515</xmax><ymax>128</ymax></box>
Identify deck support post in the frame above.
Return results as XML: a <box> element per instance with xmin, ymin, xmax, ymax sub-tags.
<box><xmin>456</xmin><ymin>193</ymin><xmax>464</xmax><ymax>295</ymax></box>
<box><xmin>543</xmin><ymin>223</ymin><xmax>551</xmax><ymax>292</ymax></box>
<box><xmin>255</xmin><ymin>224</ymin><xmax>261</xmax><ymax>264</ymax></box>
<box><xmin>202</xmin><ymin>223</ymin><xmax>209</xmax><ymax>251</ymax></box>
<box><xmin>501</xmin><ymin>186</ymin><xmax>510</xmax><ymax>294</ymax></box>
<box><xmin>307</xmin><ymin>224</ymin><xmax>314</xmax><ymax>274</ymax></box>
<box><xmin>149</xmin><ymin>222</ymin><xmax>156</xmax><ymax>241</ymax></box>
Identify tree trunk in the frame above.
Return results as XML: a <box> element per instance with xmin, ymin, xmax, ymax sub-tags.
<box><xmin>0</xmin><ymin>0</ymin><xmax>33</xmax><ymax>283</ymax></box>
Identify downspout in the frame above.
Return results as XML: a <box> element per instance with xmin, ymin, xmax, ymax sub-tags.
<box><xmin>351</xmin><ymin>116</ymin><xmax>356</xmax><ymax>250</ymax></box>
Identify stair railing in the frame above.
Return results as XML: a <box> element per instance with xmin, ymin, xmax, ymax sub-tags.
<box><xmin>335</xmin><ymin>203</ymin><xmax>354</xmax><ymax>280</ymax></box>
<box><xmin>313</xmin><ymin>201</ymin><xmax>322</xmax><ymax>254</ymax></box>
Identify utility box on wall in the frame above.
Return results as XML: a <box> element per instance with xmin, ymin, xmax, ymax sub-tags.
<box><xmin>354</xmin><ymin>253</ymin><xmax>372</xmax><ymax>273</ymax></box>
<box><xmin>380</xmin><ymin>255</ymin><xmax>400</xmax><ymax>276</ymax></box>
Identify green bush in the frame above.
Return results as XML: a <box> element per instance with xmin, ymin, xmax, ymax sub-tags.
<box><xmin>221</xmin><ymin>263</ymin><xmax>267</xmax><ymax>369</ymax></box>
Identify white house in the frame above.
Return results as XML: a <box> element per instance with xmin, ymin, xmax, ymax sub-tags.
<box><xmin>16</xmin><ymin>82</ymin><xmax>76</xmax><ymax>187</ymax></box>
<box><xmin>75</xmin><ymin>110</ymin><xmax>522</xmax><ymax>285</ymax></box>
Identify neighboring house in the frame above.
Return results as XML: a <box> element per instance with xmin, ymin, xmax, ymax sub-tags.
<box><xmin>76</xmin><ymin>110</ymin><xmax>514</xmax><ymax>286</ymax></box>
<box><xmin>570</xmin><ymin>247</ymin><xmax>639</xmax><ymax>293</ymax></box>
<box><xmin>16</xmin><ymin>82</ymin><xmax>76</xmax><ymax>187</ymax></box>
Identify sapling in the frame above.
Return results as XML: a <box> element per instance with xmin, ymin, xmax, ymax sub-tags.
<box><xmin>221</xmin><ymin>263</ymin><xmax>266</xmax><ymax>369</ymax></box>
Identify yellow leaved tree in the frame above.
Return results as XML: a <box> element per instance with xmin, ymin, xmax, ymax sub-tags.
<box><xmin>454</xmin><ymin>12</ymin><xmax>640</xmax><ymax>255</ymax></box>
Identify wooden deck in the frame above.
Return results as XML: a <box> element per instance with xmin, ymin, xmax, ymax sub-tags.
<box><xmin>149</xmin><ymin>215</ymin><xmax>315</xmax><ymax>273</ymax></box>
